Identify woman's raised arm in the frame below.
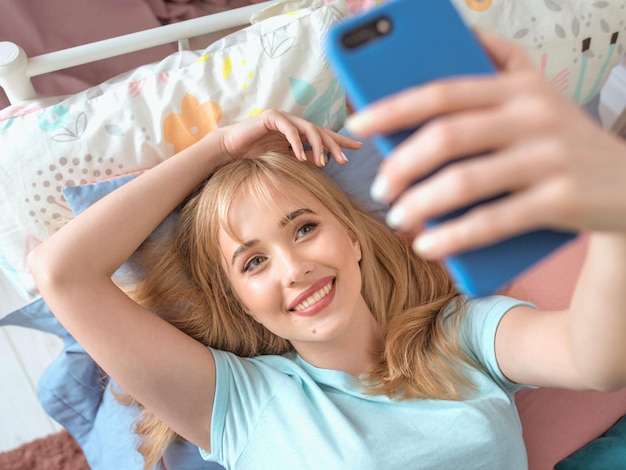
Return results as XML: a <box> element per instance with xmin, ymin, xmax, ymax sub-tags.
<box><xmin>345</xmin><ymin>31</ymin><xmax>626</xmax><ymax>392</ymax></box>
<box><xmin>27</xmin><ymin>110</ymin><xmax>360</xmax><ymax>451</ymax></box>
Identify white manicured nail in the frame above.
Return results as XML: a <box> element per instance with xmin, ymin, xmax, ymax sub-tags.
<box><xmin>344</xmin><ymin>113</ymin><xmax>368</xmax><ymax>133</ymax></box>
<box><xmin>386</xmin><ymin>206</ymin><xmax>405</xmax><ymax>229</ymax></box>
<box><xmin>413</xmin><ymin>233</ymin><xmax>436</xmax><ymax>255</ymax></box>
<box><xmin>370</xmin><ymin>176</ymin><xmax>389</xmax><ymax>202</ymax></box>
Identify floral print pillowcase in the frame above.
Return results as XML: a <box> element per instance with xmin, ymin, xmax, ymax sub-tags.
<box><xmin>0</xmin><ymin>0</ymin><xmax>348</xmax><ymax>302</ymax></box>
<box><xmin>455</xmin><ymin>0</ymin><xmax>626</xmax><ymax>106</ymax></box>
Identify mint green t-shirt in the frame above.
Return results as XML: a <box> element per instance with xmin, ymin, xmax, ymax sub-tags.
<box><xmin>201</xmin><ymin>296</ymin><xmax>531</xmax><ymax>469</ymax></box>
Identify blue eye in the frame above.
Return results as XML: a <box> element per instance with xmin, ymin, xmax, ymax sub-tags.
<box><xmin>243</xmin><ymin>255</ymin><xmax>265</xmax><ymax>273</ymax></box>
<box><xmin>296</xmin><ymin>222</ymin><xmax>319</xmax><ymax>239</ymax></box>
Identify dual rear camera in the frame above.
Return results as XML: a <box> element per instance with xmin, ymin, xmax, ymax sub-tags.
<box><xmin>341</xmin><ymin>17</ymin><xmax>392</xmax><ymax>49</ymax></box>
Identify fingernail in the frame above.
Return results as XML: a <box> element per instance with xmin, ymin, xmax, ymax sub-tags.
<box><xmin>341</xmin><ymin>152</ymin><xmax>349</xmax><ymax>163</ymax></box>
<box><xmin>301</xmin><ymin>151</ymin><xmax>307</xmax><ymax>161</ymax></box>
<box><xmin>413</xmin><ymin>233</ymin><xmax>436</xmax><ymax>255</ymax></box>
<box><xmin>320</xmin><ymin>154</ymin><xmax>327</xmax><ymax>167</ymax></box>
<box><xmin>386</xmin><ymin>206</ymin><xmax>405</xmax><ymax>229</ymax></box>
<box><xmin>344</xmin><ymin>113</ymin><xmax>369</xmax><ymax>133</ymax></box>
<box><xmin>370</xmin><ymin>175</ymin><xmax>389</xmax><ymax>202</ymax></box>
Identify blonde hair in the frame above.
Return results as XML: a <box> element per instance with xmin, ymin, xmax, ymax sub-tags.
<box><xmin>119</xmin><ymin>152</ymin><xmax>472</xmax><ymax>468</ymax></box>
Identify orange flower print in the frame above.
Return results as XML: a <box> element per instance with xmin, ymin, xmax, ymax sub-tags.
<box><xmin>163</xmin><ymin>95</ymin><xmax>222</xmax><ymax>152</ymax></box>
<box><xmin>465</xmin><ymin>0</ymin><xmax>492</xmax><ymax>12</ymax></box>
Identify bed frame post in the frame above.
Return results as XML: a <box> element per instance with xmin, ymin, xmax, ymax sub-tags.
<box><xmin>0</xmin><ymin>42</ymin><xmax>37</xmax><ymax>104</ymax></box>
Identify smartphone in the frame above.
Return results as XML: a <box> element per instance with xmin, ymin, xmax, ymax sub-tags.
<box><xmin>325</xmin><ymin>0</ymin><xmax>577</xmax><ymax>297</ymax></box>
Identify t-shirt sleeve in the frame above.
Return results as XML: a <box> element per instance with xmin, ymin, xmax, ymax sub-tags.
<box><xmin>457</xmin><ymin>295</ymin><xmax>535</xmax><ymax>394</ymax></box>
<box><xmin>199</xmin><ymin>348</ymin><xmax>280</xmax><ymax>465</ymax></box>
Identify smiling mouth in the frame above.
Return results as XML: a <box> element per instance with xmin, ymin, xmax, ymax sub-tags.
<box><xmin>291</xmin><ymin>279</ymin><xmax>335</xmax><ymax>312</ymax></box>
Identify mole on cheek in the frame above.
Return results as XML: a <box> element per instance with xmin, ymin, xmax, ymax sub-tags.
<box><xmin>311</xmin><ymin>329</ymin><xmax>317</xmax><ymax>334</ymax></box>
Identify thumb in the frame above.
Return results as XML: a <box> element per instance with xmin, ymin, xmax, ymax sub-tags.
<box><xmin>474</xmin><ymin>29</ymin><xmax>535</xmax><ymax>73</ymax></box>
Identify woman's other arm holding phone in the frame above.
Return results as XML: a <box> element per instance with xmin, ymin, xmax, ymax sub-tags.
<box><xmin>346</xmin><ymin>31</ymin><xmax>626</xmax><ymax>391</ymax></box>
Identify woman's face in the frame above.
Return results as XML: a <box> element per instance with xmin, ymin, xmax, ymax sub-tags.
<box><xmin>218</xmin><ymin>185</ymin><xmax>368</xmax><ymax>351</ymax></box>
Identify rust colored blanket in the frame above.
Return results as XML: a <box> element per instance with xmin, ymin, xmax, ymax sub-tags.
<box><xmin>0</xmin><ymin>430</ymin><xmax>88</xmax><ymax>470</ymax></box>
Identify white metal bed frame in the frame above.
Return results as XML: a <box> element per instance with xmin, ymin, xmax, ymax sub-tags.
<box><xmin>0</xmin><ymin>1</ymin><xmax>275</xmax><ymax>106</ymax></box>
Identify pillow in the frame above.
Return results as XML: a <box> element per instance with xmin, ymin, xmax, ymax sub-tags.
<box><xmin>0</xmin><ymin>298</ymin><xmax>213</xmax><ymax>469</ymax></box>
<box><xmin>0</xmin><ymin>0</ymin><xmax>349</xmax><ymax>302</ymax></box>
<box><xmin>454</xmin><ymin>0</ymin><xmax>626</xmax><ymax>105</ymax></box>
<box><xmin>344</xmin><ymin>0</ymin><xmax>626</xmax><ymax>105</ymax></box>
<box><xmin>59</xmin><ymin>126</ymin><xmax>383</xmax><ymax>249</ymax></box>
<box><xmin>555</xmin><ymin>415</ymin><xmax>626</xmax><ymax>470</ymax></box>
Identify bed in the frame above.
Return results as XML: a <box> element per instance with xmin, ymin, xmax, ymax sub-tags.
<box><xmin>1</xmin><ymin>0</ymin><xmax>626</xmax><ymax>468</ymax></box>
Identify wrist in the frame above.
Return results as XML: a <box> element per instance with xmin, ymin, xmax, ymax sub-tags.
<box><xmin>194</xmin><ymin>128</ymin><xmax>233</xmax><ymax>170</ymax></box>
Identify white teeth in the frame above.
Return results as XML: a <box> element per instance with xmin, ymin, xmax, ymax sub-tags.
<box><xmin>293</xmin><ymin>281</ymin><xmax>333</xmax><ymax>311</ymax></box>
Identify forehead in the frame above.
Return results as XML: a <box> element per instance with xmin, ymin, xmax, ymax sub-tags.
<box><xmin>221</xmin><ymin>182</ymin><xmax>322</xmax><ymax>240</ymax></box>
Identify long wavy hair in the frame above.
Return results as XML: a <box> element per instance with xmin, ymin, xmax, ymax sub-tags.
<box><xmin>117</xmin><ymin>152</ymin><xmax>472</xmax><ymax>468</ymax></box>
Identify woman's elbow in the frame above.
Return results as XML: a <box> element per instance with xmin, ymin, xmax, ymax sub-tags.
<box><xmin>590</xmin><ymin>376</ymin><xmax>626</xmax><ymax>393</ymax></box>
<box><xmin>581</xmin><ymin>363</ymin><xmax>626</xmax><ymax>392</ymax></box>
<box><xmin>28</xmin><ymin>245</ymin><xmax>55</xmax><ymax>292</ymax></box>
<box><xmin>27</xmin><ymin>244</ymin><xmax>74</xmax><ymax>294</ymax></box>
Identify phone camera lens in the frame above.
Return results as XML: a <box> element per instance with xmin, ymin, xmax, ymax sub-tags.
<box><xmin>376</xmin><ymin>18</ymin><xmax>391</xmax><ymax>35</ymax></box>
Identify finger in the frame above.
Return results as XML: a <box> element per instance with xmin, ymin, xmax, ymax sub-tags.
<box><xmin>264</xmin><ymin>111</ymin><xmax>309</xmax><ymax>162</ymax></box>
<box><xmin>384</xmin><ymin>135</ymin><xmax>564</xmax><ymax>232</ymax></box>
<box><xmin>324</xmin><ymin>128</ymin><xmax>363</xmax><ymax>150</ymax></box>
<box><xmin>270</xmin><ymin>111</ymin><xmax>331</xmax><ymax>166</ymax></box>
<box><xmin>371</xmin><ymin>102</ymin><xmax>532</xmax><ymax>203</ymax></box>
<box><xmin>282</xmin><ymin>117</ymin><xmax>329</xmax><ymax>165</ymax></box>
<box><xmin>269</xmin><ymin>110</ymin><xmax>359</xmax><ymax>166</ymax></box>
<box><xmin>319</xmin><ymin>129</ymin><xmax>356</xmax><ymax>165</ymax></box>
<box><xmin>297</xmin><ymin>123</ymin><xmax>354</xmax><ymax>167</ymax></box>
<box><xmin>474</xmin><ymin>30</ymin><xmax>535</xmax><ymax>73</ymax></box>
<box><xmin>299</xmin><ymin>124</ymin><xmax>329</xmax><ymax>167</ymax></box>
<box><xmin>327</xmin><ymin>129</ymin><xmax>362</xmax><ymax>165</ymax></box>
<box><xmin>411</xmin><ymin>188</ymin><xmax>565</xmax><ymax>259</ymax></box>
<box><xmin>344</xmin><ymin>74</ymin><xmax>511</xmax><ymax>138</ymax></box>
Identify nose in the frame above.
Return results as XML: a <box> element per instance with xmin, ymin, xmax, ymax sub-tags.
<box><xmin>277</xmin><ymin>248</ymin><xmax>314</xmax><ymax>287</ymax></box>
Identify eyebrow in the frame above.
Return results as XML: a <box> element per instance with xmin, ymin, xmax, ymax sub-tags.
<box><xmin>279</xmin><ymin>208</ymin><xmax>315</xmax><ymax>228</ymax></box>
<box><xmin>230</xmin><ymin>208</ymin><xmax>316</xmax><ymax>267</ymax></box>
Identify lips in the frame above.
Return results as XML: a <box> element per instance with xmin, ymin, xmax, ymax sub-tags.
<box><xmin>288</xmin><ymin>276</ymin><xmax>335</xmax><ymax>313</ymax></box>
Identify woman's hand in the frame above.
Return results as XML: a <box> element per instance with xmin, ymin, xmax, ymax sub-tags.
<box><xmin>216</xmin><ymin>109</ymin><xmax>360</xmax><ymax>167</ymax></box>
<box><xmin>345</xmin><ymin>31</ymin><xmax>626</xmax><ymax>258</ymax></box>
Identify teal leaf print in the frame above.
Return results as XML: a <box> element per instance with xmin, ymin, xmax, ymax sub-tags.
<box><xmin>38</xmin><ymin>105</ymin><xmax>70</xmax><ymax>132</ymax></box>
<box><xmin>290</xmin><ymin>78</ymin><xmax>317</xmax><ymax>106</ymax></box>
<box><xmin>303</xmin><ymin>78</ymin><xmax>347</xmax><ymax>129</ymax></box>
<box><xmin>0</xmin><ymin>253</ymin><xmax>17</xmax><ymax>276</ymax></box>
<box><xmin>0</xmin><ymin>116</ymin><xmax>17</xmax><ymax>132</ymax></box>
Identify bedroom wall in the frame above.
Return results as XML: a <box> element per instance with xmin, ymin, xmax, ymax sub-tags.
<box><xmin>0</xmin><ymin>0</ymin><xmax>183</xmax><ymax>108</ymax></box>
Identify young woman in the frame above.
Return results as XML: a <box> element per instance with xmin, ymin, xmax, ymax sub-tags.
<box><xmin>29</xmin><ymin>33</ymin><xmax>626</xmax><ymax>469</ymax></box>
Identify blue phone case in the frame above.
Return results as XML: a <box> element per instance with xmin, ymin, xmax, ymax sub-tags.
<box><xmin>325</xmin><ymin>0</ymin><xmax>577</xmax><ymax>297</ymax></box>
